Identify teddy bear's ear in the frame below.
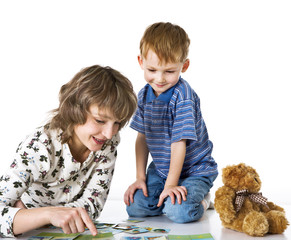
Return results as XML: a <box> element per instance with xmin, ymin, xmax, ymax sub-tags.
<box><xmin>222</xmin><ymin>163</ymin><xmax>246</xmax><ymax>186</ymax></box>
<box><xmin>222</xmin><ymin>163</ymin><xmax>245</xmax><ymax>177</ymax></box>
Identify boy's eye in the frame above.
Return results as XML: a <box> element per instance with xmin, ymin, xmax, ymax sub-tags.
<box><xmin>166</xmin><ymin>70</ymin><xmax>175</xmax><ymax>74</ymax></box>
<box><xmin>148</xmin><ymin>69</ymin><xmax>156</xmax><ymax>72</ymax></box>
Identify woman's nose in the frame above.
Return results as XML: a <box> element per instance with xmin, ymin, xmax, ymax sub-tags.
<box><xmin>102</xmin><ymin>124</ymin><xmax>115</xmax><ymax>140</ymax></box>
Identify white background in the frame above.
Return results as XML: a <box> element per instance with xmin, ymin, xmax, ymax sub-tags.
<box><xmin>0</xmin><ymin>1</ymin><xmax>290</xmax><ymax>205</ymax></box>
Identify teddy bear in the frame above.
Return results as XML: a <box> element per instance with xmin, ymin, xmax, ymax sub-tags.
<box><xmin>214</xmin><ymin>163</ymin><xmax>289</xmax><ymax>237</ymax></box>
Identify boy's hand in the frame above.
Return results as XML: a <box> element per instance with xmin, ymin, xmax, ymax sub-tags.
<box><xmin>157</xmin><ymin>185</ymin><xmax>187</xmax><ymax>207</ymax></box>
<box><xmin>124</xmin><ymin>179</ymin><xmax>148</xmax><ymax>206</ymax></box>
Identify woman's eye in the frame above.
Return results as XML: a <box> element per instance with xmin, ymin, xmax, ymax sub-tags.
<box><xmin>96</xmin><ymin>119</ymin><xmax>105</xmax><ymax>124</ymax></box>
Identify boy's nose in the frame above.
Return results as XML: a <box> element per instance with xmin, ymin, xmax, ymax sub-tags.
<box><xmin>156</xmin><ymin>73</ymin><xmax>165</xmax><ymax>83</ymax></box>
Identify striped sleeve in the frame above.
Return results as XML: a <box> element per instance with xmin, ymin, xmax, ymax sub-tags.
<box><xmin>171</xmin><ymin>99</ymin><xmax>198</xmax><ymax>143</ymax></box>
<box><xmin>130</xmin><ymin>87</ymin><xmax>146</xmax><ymax>134</ymax></box>
<box><xmin>130</xmin><ymin>104</ymin><xmax>145</xmax><ymax>134</ymax></box>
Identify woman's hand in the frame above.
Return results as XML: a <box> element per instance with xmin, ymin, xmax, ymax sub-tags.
<box><xmin>13</xmin><ymin>206</ymin><xmax>97</xmax><ymax>236</ymax></box>
<box><xmin>157</xmin><ymin>185</ymin><xmax>187</xmax><ymax>207</ymax></box>
<box><xmin>124</xmin><ymin>179</ymin><xmax>148</xmax><ymax>206</ymax></box>
<box><xmin>48</xmin><ymin>207</ymin><xmax>98</xmax><ymax>235</ymax></box>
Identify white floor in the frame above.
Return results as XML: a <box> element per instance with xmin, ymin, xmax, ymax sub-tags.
<box><xmin>14</xmin><ymin>199</ymin><xmax>291</xmax><ymax>239</ymax></box>
<box><xmin>97</xmin><ymin>200</ymin><xmax>291</xmax><ymax>240</ymax></box>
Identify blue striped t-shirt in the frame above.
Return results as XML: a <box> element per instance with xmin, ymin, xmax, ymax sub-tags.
<box><xmin>130</xmin><ymin>77</ymin><xmax>218</xmax><ymax>179</ymax></box>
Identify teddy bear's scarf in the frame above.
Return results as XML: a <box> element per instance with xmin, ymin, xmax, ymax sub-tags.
<box><xmin>235</xmin><ymin>189</ymin><xmax>269</xmax><ymax>212</ymax></box>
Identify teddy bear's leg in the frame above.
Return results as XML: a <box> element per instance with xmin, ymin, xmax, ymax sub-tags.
<box><xmin>266</xmin><ymin>210</ymin><xmax>289</xmax><ymax>234</ymax></box>
<box><xmin>242</xmin><ymin>211</ymin><xmax>269</xmax><ymax>237</ymax></box>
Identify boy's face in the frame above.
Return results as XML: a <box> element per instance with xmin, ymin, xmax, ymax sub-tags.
<box><xmin>138</xmin><ymin>49</ymin><xmax>189</xmax><ymax>96</ymax></box>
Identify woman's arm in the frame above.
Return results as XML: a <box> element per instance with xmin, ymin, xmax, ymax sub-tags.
<box><xmin>10</xmin><ymin>133</ymin><xmax>121</xmax><ymax>237</ymax></box>
<box><xmin>13</xmin><ymin>206</ymin><xmax>97</xmax><ymax>235</ymax></box>
<box><xmin>0</xmin><ymin>128</ymin><xmax>106</xmax><ymax>237</ymax></box>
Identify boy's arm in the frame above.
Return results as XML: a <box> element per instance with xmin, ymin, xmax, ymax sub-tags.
<box><xmin>157</xmin><ymin>139</ymin><xmax>187</xmax><ymax>207</ymax></box>
<box><xmin>124</xmin><ymin>132</ymin><xmax>149</xmax><ymax>205</ymax></box>
<box><xmin>135</xmin><ymin>132</ymin><xmax>149</xmax><ymax>182</ymax></box>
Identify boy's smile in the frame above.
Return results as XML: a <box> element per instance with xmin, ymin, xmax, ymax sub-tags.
<box><xmin>138</xmin><ymin>49</ymin><xmax>189</xmax><ymax>96</ymax></box>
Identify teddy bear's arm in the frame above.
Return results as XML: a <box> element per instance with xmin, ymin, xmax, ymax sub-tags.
<box><xmin>260</xmin><ymin>201</ymin><xmax>285</xmax><ymax>213</ymax></box>
<box><xmin>214</xmin><ymin>186</ymin><xmax>237</xmax><ymax>223</ymax></box>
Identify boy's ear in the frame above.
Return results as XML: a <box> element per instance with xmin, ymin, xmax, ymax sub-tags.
<box><xmin>182</xmin><ymin>59</ymin><xmax>190</xmax><ymax>73</ymax></box>
<box><xmin>138</xmin><ymin>55</ymin><xmax>144</xmax><ymax>70</ymax></box>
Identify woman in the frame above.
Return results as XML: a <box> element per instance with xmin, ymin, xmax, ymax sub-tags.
<box><xmin>0</xmin><ymin>65</ymin><xmax>137</xmax><ymax>237</ymax></box>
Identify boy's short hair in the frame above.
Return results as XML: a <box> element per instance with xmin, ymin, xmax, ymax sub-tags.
<box><xmin>50</xmin><ymin>65</ymin><xmax>137</xmax><ymax>143</ymax></box>
<box><xmin>140</xmin><ymin>22</ymin><xmax>190</xmax><ymax>63</ymax></box>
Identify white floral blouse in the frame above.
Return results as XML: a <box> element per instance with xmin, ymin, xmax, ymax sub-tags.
<box><xmin>0</xmin><ymin>125</ymin><xmax>120</xmax><ymax>237</ymax></box>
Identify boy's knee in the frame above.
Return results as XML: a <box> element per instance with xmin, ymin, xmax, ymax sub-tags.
<box><xmin>163</xmin><ymin>201</ymin><xmax>204</xmax><ymax>223</ymax></box>
<box><xmin>126</xmin><ymin>201</ymin><xmax>162</xmax><ymax>218</ymax></box>
<box><xmin>126</xmin><ymin>203</ymin><xmax>148</xmax><ymax>217</ymax></box>
<box><xmin>126</xmin><ymin>189</ymin><xmax>163</xmax><ymax>217</ymax></box>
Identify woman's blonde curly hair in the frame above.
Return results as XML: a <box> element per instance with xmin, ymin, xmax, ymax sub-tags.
<box><xmin>49</xmin><ymin>65</ymin><xmax>137</xmax><ymax>143</ymax></box>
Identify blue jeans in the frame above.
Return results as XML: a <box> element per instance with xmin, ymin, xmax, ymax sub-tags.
<box><xmin>126</xmin><ymin>162</ymin><xmax>217</xmax><ymax>223</ymax></box>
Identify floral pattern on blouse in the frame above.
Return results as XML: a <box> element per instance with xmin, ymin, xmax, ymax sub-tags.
<box><xmin>0</xmin><ymin>125</ymin><xmax>119</xmax><ymax>237</ymax></box>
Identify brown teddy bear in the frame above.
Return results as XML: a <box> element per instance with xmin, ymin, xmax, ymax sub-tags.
<box><xmin>214</xmin><ymin>163</ymin><xmax>289</xmax><ymax>237</ymax></box>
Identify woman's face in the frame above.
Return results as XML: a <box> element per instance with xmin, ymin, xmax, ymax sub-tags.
<box><xmin>72</xmin><ymin>104</ymin><xmax>121</xmax><ymax>153</ymax></box>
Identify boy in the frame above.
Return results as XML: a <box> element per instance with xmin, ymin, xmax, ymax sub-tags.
<box><xmin>124</xmin><ymin>22</ymin><xmax>218</xmax><ymax>223</ymax></box>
